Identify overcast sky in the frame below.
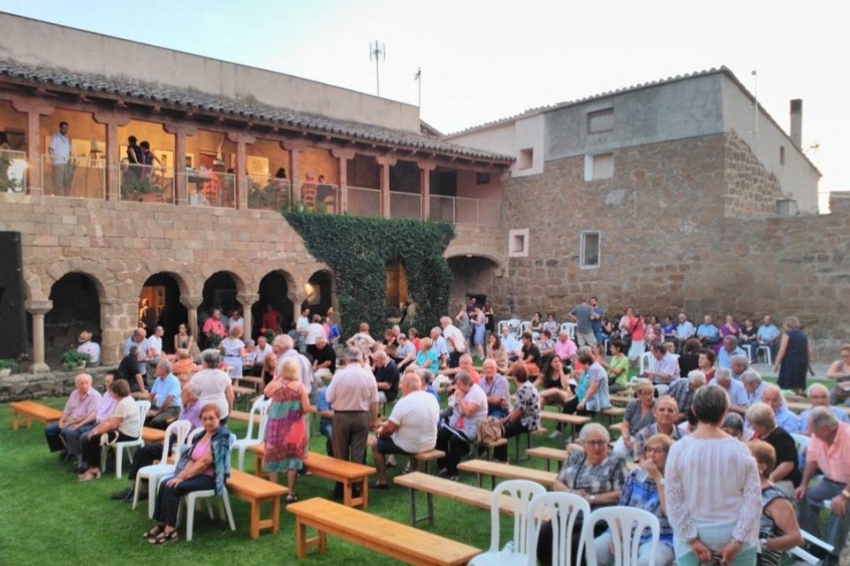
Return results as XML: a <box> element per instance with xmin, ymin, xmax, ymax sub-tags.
<box><xmin>1</xmin><ymin>0</ymin><xmax>844</xmax><ymax>209</ymax></box>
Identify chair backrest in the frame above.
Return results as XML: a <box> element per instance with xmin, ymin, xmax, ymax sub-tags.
<box><xmin>487</xmin><ymin>480</ymin><xmax>547</xmax><ymax>553</ymax></box>
<box><xmin>243</xmin><ymin>396</ymin><xmax>272</xmax><ymax>441</ymax></box>
<box><xmin>583</xmin><ymin>506</ymin><xmax>659</xmax><ymax>566</ymax></box>
<box><xmin>161</xmin><ymin>419</ymin><xmax>193</xmax><ymax>460</ymax></box>
<box><xmin>560</xmin><ymin>322</ymin><xmax>576</xmax><ymax>340</ymax></box>
<box><xmin>527</xmin><ymin>492</ymin><xmax>590</xmax><ymax>566</ymax></box>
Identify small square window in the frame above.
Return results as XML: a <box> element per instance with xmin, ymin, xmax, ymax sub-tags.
<box><xmin>518</xmin><ymin>148</ymin><xmax>533</xmax><ymax>170</ymax></box>
<box><xmin>508</xmin><ymin>229</ymin><xmax>529</xmax><ymax>258</ymax></box>
<box><xmin>780</xmin><ymin>146</ymin><xmax>785</xmax><ymax>165</ymax></box>
<box><xmin>581</xmin><ymin>231</ymin><xmax>600</xmax><ymax>268</ymax></box>
<box><xmin>587</xmin><ymin>109</ymin><xmax>614</xmax><ymax>133</ymax></box>
<box><xmin>476</xmin><ymin>172</ymin><xmax>491</xmax><ymax>185</ymax></box>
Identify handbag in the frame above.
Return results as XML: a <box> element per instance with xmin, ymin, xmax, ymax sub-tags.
<box><xmin>477</xmin><ymin>417</ymin><xmax>504</xmax><ymax>444</ymax></box>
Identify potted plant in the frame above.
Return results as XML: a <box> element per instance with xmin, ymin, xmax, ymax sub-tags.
<box><xmin>0</xmin><ymin>359</ymin><xmax>18</xmax><ymax>377</ymax></box>
<box><xmin>61</xmin><ymin>349</ymin><xmax>90</xmax><ymax>371</ymax></box>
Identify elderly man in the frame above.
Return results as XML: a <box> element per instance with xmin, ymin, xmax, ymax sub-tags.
<box><xmin>369</xmin><ymin>372</ymin><xmax>440</xmax><ymax>489</ymax></box>
<box><xmin>441</xmin><ymin>315</ymin><xmax>467</xmax><ymax>368</ymax></box>
<box><xmin>795</xmin><ymin>407</ymin><xmax>850</xmax><ymax>561</ymax></box>
<box><xmin>745</xmin><ymin>402</ymin><xmax>801</xmax><ymax>498</ymax></box>
<box><xmin>326</xmin><ymin>348</ymin><xmax>379</xmax><ymax>497</ymax></box>
<box><xmin>718</xmin><ymin>337</ymin><xmax>747</xmax><ymax>370</ymax></box>
<box><xmin>310</xmin><ymin>334</ymin><xmax>337</xmax><ymax>383</ymax></box>
<box><xmin>730</xmin><ymin>355</ymin><xmax>749</xmax><ymax>381</ymax></box>
<box><xmin>110</xmin><ymin>382</ymin><xmax>205</xmax><ymax>502</ymax></box>
<box><xmin>373</xmin><ymin>350</ymin><xmax>400</xmax><ymax>405</ymax></box>
<box><xmin>145</xmin><ymin>360</ymin><xmax>182</xmax><ymax>429</ymax></box>
<box><xmin>799</xmin><ymin>384</ymin><xmax>850</xmax><ymax>435</ymax></box>
<box><xmin>45</xmin><ymin>373</ymin><xmax>102</xmax><ymax>460</ymax></box>
<box><xmin>712</xmin><ymin>367</ymin><xmax>749</xmax><ymax>414</ymax></box>
<box><xmin>666</xmin><ymin>369</ymin><xmax>706</xmax><ymax>421</ymax></box>
<box><xmin>740</xmin><ymin>368</ymin><xmax>767</xmax><ymax>407</ymax></box>
<box><xmin>480</xmin><ymin>358</ymin><xmax>510</xmax><ymax>418</ymax></box>
<box><xmin>761</xmin><ymin>384</ymin><xmax>799</xmax><ymax>433</ymax></box>
<box><xmin>643</xmin><ymin>343</ymin><xmax>680</xmax><ymax>386</ymax></box>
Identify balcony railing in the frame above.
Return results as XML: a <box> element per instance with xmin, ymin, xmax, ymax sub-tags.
<box><xmin>390</xmin><ymin>191</ymin><xmax>421</xmax><ymax>220</ymax></box>
<box><xmin>429</xmin><ymin>195</ymin><xmax>502</xmax><ymax>226</ymax></box>
<box><xmin>186</xmin><ymin>169</ymin><xmax>236</xmax><ymax>208</ymax></box>
<box><xmin>0</xmin><ymin>149</ymin><xmax>27</xmax><ymax>193</ymax></box>
<box><xmin>348</xmin><ymin>186</ymin><xmax>382</xmax><ymax>217</ymax></box>
<box><xmin>41</xmin><ymin>154</ymin><xmax>105</xmax><ymax>199</ymax></box>
<box><xmin>119</xmin><ymin>164</ymin><xmax>174</xmax><ymax>204</ymax></box>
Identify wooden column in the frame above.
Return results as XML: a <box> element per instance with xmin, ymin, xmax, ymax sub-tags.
<box><xmin>331</xmin><ymin>147</ymin><xmax>355</xmax><ymax>214</ymax></box>
<box><xmin>25</xmin><ymin>300</ymin><xmax>53</xmax><ymax>373</ymax></box>
<box><xmin>418</xmin><ymin>159</ymin><xmax>437</xmax><ymax>221</ymax></box>
<box><xmin>375</xmin><ymin>155</ymin><xmax>397</xmax><ymax>219</ymax></box>
<box><xmin>228</xmin><ymin>132</ymin><xmax>256</xmax><ymax>209</ymax></box>
<box><xmin>281</xmin><ymin>140</ymin><xmax>308</xmax><ymax>210</ymax></box>
<box><xmin>164</xmin><ymin>123</ymin><xmax>198</xmax><ymax>206</ymax></box>
<box><xmin>94</xmin><ymin>110</ymin><xmax>132</xmax><ymax>201</ymax></box>
<box><xmin>12</xmin><ymin>98</ymin><xmax>54</xmax><ymax>196</ymax></box>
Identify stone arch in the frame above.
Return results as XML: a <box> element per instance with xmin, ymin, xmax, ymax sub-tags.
<box><xmin>45</xmin><ymin>272</ymin><xmax>104</xmax><ymax>366</ymax></box>
<box><xmin>446</xmin><ymin>254</ymin><xmax>501</xmax><ymax>311</ymax></box>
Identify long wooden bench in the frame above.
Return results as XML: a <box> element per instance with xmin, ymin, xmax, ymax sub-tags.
<box><xmin>287</xmin><ymin>497</ymin><xmax>480</xmax><ymax>565</ymax></box>
<box><xmin>539</xmin><ymin>412</ymin><xmax>591</xmax><ymax>442</ymax></box>
<box><xmin>249</xmin><ymin>445</ymin><xmax>376</xmax><ymax>509</ymax></box>
<box><xmin>525</xmin><ymin>446</ymin><xmax>569</xmax><ymax>471</ymax></box>
<box><xmin>226</xmin><ymin>469</ymin><xmax>289</xmax><ymax>539</ymax></box>
<box><xmin>457</xmin><ymin>459</ymin><xmax>557</xmax><ymax>490</ymax></box>
<box><xmin>10</xmin><ymin>401</ymin><xmax>63</xmax><ymax>430</ymax></box>
<box><xmin>394</xmin><ymin>472</ymin><xmax>514</xmax><ymax>526</ymax></box>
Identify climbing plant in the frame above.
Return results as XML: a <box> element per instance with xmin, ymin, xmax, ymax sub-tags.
<box><xmin>284</xmin><ymin>212</ymin><xmax>455</xmax><ymax>339</ymax></box>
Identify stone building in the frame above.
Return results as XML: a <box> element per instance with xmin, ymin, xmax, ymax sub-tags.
<box><xmin>0</xmin><ymin>13</ymin><xmax>511</xmax><ymax>371</ymax></box>
<box><xmin>446</xmin><ymin>68</ymin><xmax>850</xmax><ymax>357</ymax></box>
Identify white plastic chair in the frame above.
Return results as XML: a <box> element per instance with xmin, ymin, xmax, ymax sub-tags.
<box><xmin>560</xmin><ymin>322</ymin><xmax>576</xmax><ymax>340</ymax></box>
<box><xmin>527</xmin><ymin>492</ymin><xmax>591</xmax><ymax>566</ymax></box>
<box><xmin>232</xmin><ymin>396</ymin><xmax>272</xmax><ymax>471</ymax></box>
<box><xmin>583</xmin><ymin>506</ymin><xmax>660</xmax><ymax>566</ymax></box>
<box><xmin>133</xmin><ymin>419</ymin><xmax>193</xmax><ymax>518</ymax></box>
<box><xmin>176</xmin><ymin>433</ymin><xmax>236</xmax><ymax>542</ymax></box>
<box><xmin>468</xmin><ymin>480</ymin><xmax>547</xmax><ymax>566</ymax></box>
<box><xmin>102</xmin><ymin>400</ymin><xmax>150</xmax><ymax>478</ymax></box>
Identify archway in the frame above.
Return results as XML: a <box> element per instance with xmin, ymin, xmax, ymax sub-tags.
<box><xmin>305</xmin><ymin>270</ymin><xmax>334</xmax><ymax>318</ymax></box>
<box><xmin>140</xmin><ymin>273</ymin><xmax>187</xmax><ymax>353</ymax></box>
<box><xmin>200</xmin><ymin>271</ymin><xmax>239</xmax><ymax>347</ymax></box>
<box><xmin>447</xmin><ymin>255</ymin><xmax>499</xmax><ymax>309</ymax></box>
<box><xmin>252</xmin><ymin>271</ymin><xmax>294</xmax><ymax>339</ymax></box>
<box><xmin>45</xmin><ymin>273</ymin><xmax>102</xmax><ymax>366</ymax></box>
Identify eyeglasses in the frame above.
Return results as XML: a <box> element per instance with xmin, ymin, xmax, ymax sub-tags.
<box><xmin>583</xmin><ymin>440</ymin><xmax>608</xmax><ymax>447</ymax></box>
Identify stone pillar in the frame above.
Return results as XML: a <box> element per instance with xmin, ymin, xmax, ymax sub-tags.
<box><xmin>418</xmin><ymin>159</ymin><xmax>437</xmax><ymax>221</ymax></box>
<box><xmin>376</xmin><ymin>155</ymin><xmax>397</xmax><ymax>219</ymax></box>
<box><xmin>94</xmin><ymin>110</ymin><xmax>132</xmax><ymax>201</ymax></box>
<box><xmin>164</xmin><ymin>123</ymin><xmax>198</xmax><ymax>206</ymax></box>
<box><xmin>281</xmin><ymin>140</ymin><xmax>308</xmax><ymax>209</ymax></box>
<box><xmin>331</xmin><ymin>147</ymin><xmax>355</xmax><ymax>214</ymax></box>
<box><xmin>227</xmin><ymin>132</ymin><xmax>255</xmax><ymax>209</ymax></box>
<box><xmin>180</xmin><ymin>295</ymin><xmax>203</xmax><ymax>342</ymax></box>
<box><xmin>26</xmin><ymin>300</ymin><xmax>53</xmax><ymax>373</ymax></box>
<box><xmin>12</xmin><ymin>98</ymin><xmax>54</xmax><ymax>196</ymax></box>
<box><xmin>236</xmin><ymin>293</ymin><xmax>260</xmax><ymax>340</ymax></box>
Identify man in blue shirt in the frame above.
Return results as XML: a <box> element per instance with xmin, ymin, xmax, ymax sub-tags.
<box><xmin>697</xmin><ymin>314</ymin><xmax>720</xmax><ymax>348</ymax></box>
<box><xmin>757</xmin><ymin>314</ymin><xmax>782</xmax><ymax>361</ymax></box>
<box><xmin>717</xmin><ymin>336</ymin><xmax>747</xmax><ymax>370</ymax></box>
<box><xmin>145</xmin><ymin>360</ymin><xmax>182</xmax><ymax>429</ymax></box>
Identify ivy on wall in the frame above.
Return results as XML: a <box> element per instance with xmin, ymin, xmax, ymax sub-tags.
<box><xmin>284</xmin><ymin>212</ymin><xmax>455</xmax><ymax>339</ymax></box>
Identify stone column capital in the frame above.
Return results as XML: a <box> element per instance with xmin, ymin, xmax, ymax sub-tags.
<box><xmin>236</xmin><ymin>293</ymin><xmax>260</xmax><ymax>307</ymax></box>
<box><xmin>25</xmin><ymin>299</ymin><xmax>53</xmax><ymax>316</ymax></box>
<box><xmin>179</xmin><ymin>295</ymin><xmax>204</xmax><ymax>310</ymax></box>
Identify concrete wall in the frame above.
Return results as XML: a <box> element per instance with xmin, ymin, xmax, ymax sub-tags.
<box><xmin>0</xmin><ymin>12</ymin><xmax>420</xmax><ymax>132</ymax></box>
<box><xmin>720</xmin><ymin>75</ymin><xmax>820</xmax><ymax>213</ymax></box>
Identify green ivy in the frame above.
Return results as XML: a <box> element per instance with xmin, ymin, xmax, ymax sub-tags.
<box><xmin>284</xmin><ymin>212</ymin><xmax>455</xmax><ymax>339</ymax></box>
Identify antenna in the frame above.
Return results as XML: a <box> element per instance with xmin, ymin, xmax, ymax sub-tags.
<box><xmin>369</xmin><ymin>40</ymin><xmax>386</xmax><ymax>97</ymax></box>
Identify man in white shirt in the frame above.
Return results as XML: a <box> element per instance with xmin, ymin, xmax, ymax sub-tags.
<box><xmin>370</xmin><ymin>372</ymin><xmax>440</xmax><ymax>488</ymax></box>
<box><xmin>440</xmin><ymin>315</ymin><xmax>467</xmax><ymax>368</ymax></box>
<box><xmin>48</xmin><ymin>121</ymin><xmax>71</xmax><ymax>195</ymax></box>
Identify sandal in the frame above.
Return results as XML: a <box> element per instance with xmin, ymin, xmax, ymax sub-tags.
<box><xmin>285</xmin><ymin>494</ymin><xmax>298</xmax><ymax>503</ymax></box>
<box><xmin>142</xmin><ymin>525</ymin><xmax>163</xmax><ymax>538</ymax></box>
<box><xmin>148</xmin><ymin>529</ymin><xmax>179</xmax><ymax>545</ymax></box>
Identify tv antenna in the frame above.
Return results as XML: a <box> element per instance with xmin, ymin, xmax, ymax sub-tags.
<box><xmin>369</xmin><ymin>40</ymin><xmax>386</xmax><ymax>97</ymax></box>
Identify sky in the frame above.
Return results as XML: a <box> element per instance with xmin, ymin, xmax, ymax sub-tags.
<box><xmin>1</xmin><ymin>0</ymin><xmax>845</xmax><ymax>209</ymax></box>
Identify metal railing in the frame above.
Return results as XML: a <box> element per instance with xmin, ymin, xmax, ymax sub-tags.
<box><xmin>185</xmin><ymin>169</ymin><xmax>235</xmax><ymax>208</ymax></box>
<box><xmin>41</xmin><ymin>154</ymin><xmax>105</xmax><ymax>199</ymax></box>
<box><xmin>0</xmin><ymin>149</ymin><xmax>27</xmax><ymax>193</ymax></box>
<box><xmin>348</xmin><ymin>186</ymin><xmax>382</xmax><ymax>217</ymax></box>
<box><xmin>429</xmin><ymin>194</ymin><xmax>502</xmax><ymax>226</ymax></box>
<box><xmin>390</xmin><ymin>192</ymin><xmax>421</xmax><ymax>220</ymax></box>
<box><xmin>119</xmin><ymin>163</ymin><xmax>174</xmax><ymax>203</ymax></box>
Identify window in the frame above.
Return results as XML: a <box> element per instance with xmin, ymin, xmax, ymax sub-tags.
<box><xmin>518</xmin><ymin>148</ymin><xmax>533</xmax><ymax>170</ymax></box>
<box><xmin>587</xmin><ymin>109</ymin><xmax>614</xmax><ymax>133</ymax></box>
<box><xmin>508</xmin><ymin>229</ymin><xmax>529</xmax><ymax>258</ymax></box>
<box><xmin>780</xmin><ymin>146</ymin><xmax>785</xmax><ymax>165</ymax></box>
<box><xmin>584</xmin><ymin>153</ymin><xmax>614</xmax><ymax>181</ymax></box>
<box><xmin>581</xmin><ymin>232</ymin><xmax>600</xmax><ymax>268</ymax></box>
<box><xmin>476</xmin><ymin>172</ymin><xmax>491</xmax><ymax>185</ymax></box>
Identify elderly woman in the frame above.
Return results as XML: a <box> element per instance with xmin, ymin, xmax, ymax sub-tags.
<box><xmin>78</xmin><ymin>379</ymin><xmax>141</xmax><ymax>482</ymax></box>
<box><xmin>220</xmin><ymin>325</ymin><xmax>246</xmax><ymax>378</ymax></box>
<box><xmin>745</xmin><ymin>403</ymin><xmax>801</xmax><ymax>498</ymax></box>
<box><xmin>435</xmin><ymin>371</ymin><xmax>487</xmax><ymax>481</ymax></box>
<box><xmin>634</xmin><ymin>395</ymin><xmax>682</xmax><ymax>461</ymax></box>
<box><xmin>143</xmin><ymin>403</ymin><xmax>231</xmax><ymax>544</ymax></box>
<box><xmin>594</xmin><ymin>434</ymin><xmax>676</xmax><ymax>565</ymax></box>
<box><xmin>537</xmin><ymin>423</ymin><xmax>628</xmax><ymax>565</ymax></box>
<box><xmin>612</xmin><ymin>379</ymin><xmax>656</xmax><ymax>459</ymax></box>
<box><xmin>189</xmin><ymin>349</ymin><xmax>234</xmax><ymax>423</ymax></box>
<box><xmin>494</xmin><ymin>363</ymin><xmax>540</xmax><ymax>463</ymax></box>
<box><xmin>746</xmin><ymin>440</ymin><xmax>804</xmax><ymax>566</ymax></box>
<box><xmin>666</xmin><ymin>386</ymin><xmax>762</xmax><ymax>565</ymax></box>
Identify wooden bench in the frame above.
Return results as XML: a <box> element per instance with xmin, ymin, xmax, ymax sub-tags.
<box><xmin>394</xmin><ymin>471</ymin><xmax>515</xmax><ymax>526</ymax></box>
<box><xmin>287</xmin><ymin>497</ymin><xmax>480</xmax><ymax>565</ymax></box>
<box><xmin>141</xmin><ymin>427</ymin><xmax>165</xmax><ymax>443</ymax></box>
<box><xmin>457</xmin><ymin>459</ymin><xmax>557</xmax><ymax>490</ymax></box>
<box><xmin>249</xmin><ymin>445</ymin><xmax>376</xmax><ymax>509</ymax></box>
<box><xmin>539</xmin><ymin>412</ymin><xmax>591</xmax><ymax>442</ymax></box>
<box><xmin>525</xmin><ymin>446</ymin><xmax>569</xmax><ymax>471</ymax></box>
<box><xmin>10</xmin><ymin>401</ymin><xmax>63</xmax><ymax>430</ymax></box>
<box><xmin>226</xmin><ymin>469</ymin><xmax>289</xmax><ymax>539</ymax></box>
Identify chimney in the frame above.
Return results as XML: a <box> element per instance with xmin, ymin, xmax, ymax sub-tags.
<box><xmin>790</xmin><ymin>99</ymin><xmax>803</xmax><ymax>148</ymax></box>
